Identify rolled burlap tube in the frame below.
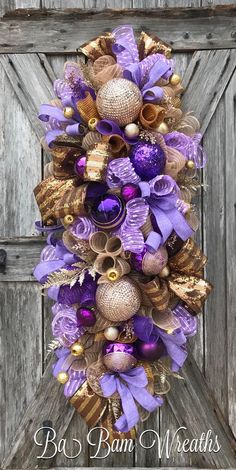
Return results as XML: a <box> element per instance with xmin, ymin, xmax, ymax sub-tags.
<box><xmin>139</xmin><ymin>103</ymin><xmax>166</xmax><ymax>129</ymax></box>
<box><xmin>76</xmin><ymin>91</ymin><xmax>99</xmax><ymax>123</ymax></box>
<box><xmin>89</xmin><ymin>231</ymin><xmax>108</xmax><ymax>253</ymax></box>
<box><xmin>94</xmin><ymin>253</ymin><xmax>116</xmax><ymax>275</ymax></box>
<box><xmin>105</xmin><ymin>236</ymin><xmax>122</xmax><ymax>257</ymax></box>
<box><xmin>102</xmin><ymin>134</ymin><xmax>130</xmax><ymax>156</ymax></box>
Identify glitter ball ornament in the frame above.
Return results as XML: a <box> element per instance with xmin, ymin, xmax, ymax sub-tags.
<box><xmin>96</xmin><ymin>78</ymin><xmax>142</xmax><ymax>127</ymax></box>
<box><xmin>142</xmin><ymin>246</ymin><xmax>168</xmax><ymax>275</ymax></box>
<box><xmin>102</xmin><ymin>341</ymin><xmax>137</xmax><ymax>372</ymax></box>
<box><xmin>76</xmin><ymin>307</ymin><xmax>96</xmax><ymax>327</ymax></box>
<box><xmin>136</xmin><ymin>339</ymin><xmax>165</xmax><ymax>361</ymax></box>
<box><xmin>121</xmin><ymin>183</ymin><xmax>141</xmax><ymax>203</ymax></box>
<box><xmin>129</xmin><ymin>141</ymin><xmax>166</xmax><ymax>181</ymax></box>
<box><xmin>96</xmin><ymin>276</ymin><xmax>142</xmax><ymax>321</ymax></box>
<box><xmin>90</xmin><ymin>194</ymin><xmax>125</xmax><ymax>230</ymax></box>
<box><xmin>104</xmin><ymin>326</ymin><xmax>119</xmax><ymax>341</ymax></box>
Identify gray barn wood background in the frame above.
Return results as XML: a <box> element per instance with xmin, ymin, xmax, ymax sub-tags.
<box><xmin>0</xmin><ymin>1</ymin><xmax>235</xmax><ymax>469</ymax></box>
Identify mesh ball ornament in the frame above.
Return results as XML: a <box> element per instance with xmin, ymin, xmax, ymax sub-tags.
<box><xmin>96</xmin><ymin>78</ymin><xmax>143</xmax><ymax>127</ymax></box>
<box><xmin>96</xmin><ymin>276</ymin><xmax>142</xmax><ymax>321</ymax></box>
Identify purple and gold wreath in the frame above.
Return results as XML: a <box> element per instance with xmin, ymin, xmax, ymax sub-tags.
<box><xmin>33</xmin><ymin>25</ymin><xmax>212</xmax><ymax>439</ymax></box>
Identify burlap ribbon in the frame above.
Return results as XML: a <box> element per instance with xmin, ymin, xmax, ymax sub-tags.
<box><xmin>139</xmin><ymin>238</ymin><xmax>212</xmax><ymax>313</ymax></box>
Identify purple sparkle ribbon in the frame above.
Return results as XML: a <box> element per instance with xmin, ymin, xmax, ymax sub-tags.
<box><xmin>39</xmin><ymin>103</ymin><xmax>84</xmax><ymax>147</ymax></box>
<box><xmin>172</xmin><ymin>304</ymin><xmax>197</xmax><ymax>338</ymax></box>
<box><xmin>100</xmin><ymin>366</ymin><xmax>163</xmax><ymax>432</ymax></box>
<box><xmin>123</xmin><ymin>53</ymin><xmax>174</xmax><ymax>103</ymax></box>
<box><xmin>133</xmin><ymin>315</ymin><xmax>187</xmax><ymax>371</ymax></box>
<box><xmin>112</xmin><ymin>25</ymin><xmax>139</xmax><ymax>68</ymax></box>
<box><xmin>164</xmin><ymin>131</ymin><xmax>206</xmax><ymax>168</ymax></box>
<box><xmin>115</xmin><ymin>197</ymin><xmax>149</xmax><ymax>253</ymax></box>
<box><xmin>106</xmin><ymin>157</ymin><xmax>141</xmax><ymax>189</ymax></box>
<box><xmin>52</xmin><ymin>303</ymin><xmax>84</xmax><ymax>346</ymax></box>
<box><xmin>138</xmin><ymin>175</ymin><xmax>193</xmax><ymax>251</ymax></box>
<box><xmin>70</xmin><ymin>216</ymin><xmax>97</xmax><ymax>240</ymax></box>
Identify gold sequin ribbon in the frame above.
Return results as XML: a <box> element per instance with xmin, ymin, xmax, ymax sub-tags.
<box><xmin>138</xmin><ymin>31</ymin><xmax>172</xmax><ymax>59</ymax></box>
<box><xmin>139</xmin><ymin>238</ymin><xmax>212</xmax><ymax>314</ymax></box>
<box><xmin>79</xmin><ymin>32</ymin><xmax>115</xmax><ymax>61</ymax></box>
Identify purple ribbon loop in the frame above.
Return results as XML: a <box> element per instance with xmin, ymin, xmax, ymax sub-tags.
<box><xmin>100</xmin><ymin>366</ymin><xmax>163</xmax><ymax>432</ymax></box>
<box><xmin>96</xmin><ymin>119</ymin><xmax>139</xmax><ymax>145</ymax></box>
<box><xmin>138</xmin><ymin>175</ymin><xmax>193</xmax><ymax>251</ymax></box>
<box><xmin>112</xmin><ymin>25</ymin><xmax>139</xmax><ymax>68</ymax></box>
<box><xmin>133</xmin><ymin>315</ymin><xmax>187</xmax><ymax>372</ymax></box>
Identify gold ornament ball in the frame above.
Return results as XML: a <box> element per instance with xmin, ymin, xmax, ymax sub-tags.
<box><xmin>63</xmin><ymin>214</ymin><xmax>74</xmax><ymax>226</ymax></box>
<box><xmin>186</xmin><ymin>159</ymin><xmax>195</xmax><ymax>170</ymax></box>
<box><xmin>159</xmin><ymin>265</ymin><xmax>170</xmax><ymax>278</ymax></box>
<box><xmin>88</xmin><ymin>117</ymin><xmax>99</xmax><ymax>131</ymax></box>
<box><xmin>57</xmin><ymin>371</ymin><xmax>69</xmax><ymax>384</ymax></box>
<box><xmin>157</xmin><ymin>122</ymin><xmax>169</xmax><ymax>134</ymax></box>
<box><xmin>70</xmin><ymin>342</ymin><xmax>84</xmax><ymax>357</ymax></box>
<box><xmin>170</xmin><ymin>74</ymin><xmax>181</xmax><ymax>86</ymax></box>
<box><xmin>103</xmin><ymin>352</ymin><xmax>137</xmax><ymax>373</ymax></box>
<box><xmin>96</xmin><ymin>276</ymin><xmax>142</xmax><ymax>322</ymax></box>
<box><xmin>104</xmin><ymin>326</ymin><xmax>119</xmax><ymax>341</ymax></box>
<box><xmin>63</xmin><ymin>107</ymin><xmax>74</xmax><ymax>119</ymax></box>
<box><xmin>106</xmin><ymin>267</ymin><xmax>120</xmax><ymax>282</ymax></box>
<box><xmin>96</xmin><ymin>78</ymin><xmax>142</xmax><ymax>127</ymax></box>
<box><xmin>124</xmin><ymin>123</ymin><xmax>140</xmax><ymax>138</ymax></box>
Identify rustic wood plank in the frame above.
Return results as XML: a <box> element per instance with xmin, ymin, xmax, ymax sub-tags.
<box><xmin>0</xmin><ymin>0</ymin><xmax>40</xmax><ymax>18</ymax></box>
<box><xmin>0</xmin><ymin>62</ymin><xmax>41</xmax><ymax>237</ymax></box>
<box><xmin>203</xmin><ymin>96</ymin><xmax>228</xmax><ymax>418</ymax></box>
<box><xmin>1</xmin><ymin>357</ymin><xmax>75</xmax><ymax>469</ymax></box>
<box><xmin>0</xmin><ymin>6</ymin><xmax>236</xmax><ymax>53</ymax></box>
<box><xmin>225</xmin><ymin>72</ymin><xmax>236</xmax><ymax>437</ymax></box>
<box><xmin>167</xmin><ymin>354</ymin><xmax>236</xmax><ymax>468</ymax></box>
<box><xmin>0</xmin><ymin>53</ymin><xmax>55</xmax><ymax>141</ymax></box>
<box><xmin>182</xmin><ymin>49</ymin><xmax>236</xmax><ymax>135</ymax></box>
<box><xmin>0</xmin><ymin>282</ymin><xmax>42</xmax><ymax>463</ymax></box>
<box><xmin>0</xmin><ymin>238</ymin><xmax>46</xmax><ymax>281</ymax></box>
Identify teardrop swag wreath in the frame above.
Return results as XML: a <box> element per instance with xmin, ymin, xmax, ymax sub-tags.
<box><xmin>34</xmin><ymin>26</ymin><xmax>212</xmax><ymax>439</ymax></box>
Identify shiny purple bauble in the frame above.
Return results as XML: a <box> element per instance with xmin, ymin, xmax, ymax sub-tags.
<box><xmin>130</xmin><ymin>246</ymin><xmax>147</xmax><ymax>272</ymax></box>
<box><xmin>121</xmin><ymin>183</ymin><xmax>141</xmax><ymax>203</ymax></box>
<box><xmin>136</xmin><ymin>338</ymin><xmax>165</xmax><ymax>361</ymax></box>
<box><xmin>74</xmin><ymin>155</ymin><xmax>86</xmax><ymax>178</ymax></box>
<box><xmin>102</xmin><ymin>341</ymin><xmax>137</xmax><ymax>356</ymax></box>
<box><xmin>76</xmin><ymin>307</ymin><xmax>96</xmax><ymax>327</ymax></box>
<box><xmin>129</xmin><ymin>141</ymin><xmax>166</xmax><ymax>181</ymax></box>
<box><xmin>90</xmin><ymin>194</ymin><xmax>125</xmax><ymax>229</ymax></box>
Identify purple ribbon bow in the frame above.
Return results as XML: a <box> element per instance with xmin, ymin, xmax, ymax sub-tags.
<box><xmin>133</xmin><ymin>315</ymin><xmax>187</xmax><ymax>371</ymax></box>
<box><xmin>138</xmin><ymin>175</ymin><xmax>193</xmax><ymax>251</ymax></box>
<box><xmin>96</xmin><ymin>119</ymin><xmax>139</xmax><ymax>145</ymax></box>
<box><xmin>123</xmin><ymin>53</ymin><xmax>174</xmax><ymax>103</ymax></box>
<box><xmin>100</xmin><ymin>366</ymin><xmax>163</xmax><ymax>432</ymax></box>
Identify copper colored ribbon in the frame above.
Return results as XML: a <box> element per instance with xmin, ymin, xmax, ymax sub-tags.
<box><xmin>70</xmin><ymin>381</ymin><xmax>107</xmax><ymax>427</ymax></box>
<box><xmin>79</xmin><ymin>33</ymin><xmax>115</xmax><ymax>61</ymax></box>
<box><xmin>139</xmin><ymin>238</ymin><xmax>212</xmax><ymax>313</ymax></box>
<box><xmin>51</xmin><ymin>147</ymin><xmax>83</xmax><ymax>179</ymax></box>
<box><xmin>34</xmin><ymin>177</ymin><xmax>87</xmax><ymax>224</ymax></box>
<box><xmin>138</xmin><ymin>31</ymin><xmax>172</xmax><ymax>60</ymax></box>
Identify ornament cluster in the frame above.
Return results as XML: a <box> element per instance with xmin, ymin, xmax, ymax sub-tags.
<box><xmin>34</xmin><ymin>25</ymin><xmax>212</xmax><ymax>437</ymax></box>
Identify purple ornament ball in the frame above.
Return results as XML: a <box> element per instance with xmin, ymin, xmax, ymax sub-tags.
<box><xmin>121</xmin><ymin>183</ymin><xmax>141</xmax><ymax>203</ymax></box>
<box><xmin>102</xmin><ymin>341</ymin><xmax>138</xmax><ymax>372</ymax></box>
<box><xmin>76</xmin><ymin>307</ymin><xmax>96</xmax><ymax>327</ymax></box>
<box><xmin>129</xmin><ymin>141</ymin><xmax>166</xmax><ymax>181</ymax></box>
<box><xmin>130</xmin><ymin>246</ymin><xmax>147</xmax><ymax>272</ymax></box>
<box><xmin>136</xmin><ymin>338</ymin><xmax>165</xmax><ymax>361</ymax></box>
<box><xmin>90</xmin><ymin>194</ymin><xmax>125</xmax><ymax>229</ymax></box>
<box><xmin>74</xmin><ymin>155</ymin><xmax>86</xmax><ymax>178</ymax></box>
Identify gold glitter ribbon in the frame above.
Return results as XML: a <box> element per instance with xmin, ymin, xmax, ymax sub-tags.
<box><xmin>76</xmin><ymin>91</ymin><xmax>99</xmax><ymax>123</ymax></box>
<box><xmin>138</xmin><ymin>31</ymin><xmax>172</xmax><ymax>59</ymax></box>
<box><xmin>70</xmin><ymin>381</ymin><xmax>107</xmax><ymax>427</ymax></box>
<box><xmin>51</xmin><ymin>146</ymin><xmax>83</xmax><ymax>179</ymax></box>
<box><xmin>139</xmin><ymin>238</ymin><xmax>212</xmax><ymax>313</ymax></box>
<box><xmin>34</xmin><ymin>177</ymin><xmax>88</xmax><ymax>224</ymax></box>
<box><xmin>100</xmin><ymin>400</ymin><xmax>136</xmax><ymax>443</ymax></box>
<box><xmin>79</xmin><ymin>33</ymin><xmax>115</xmax><ymax>61</ymax></box>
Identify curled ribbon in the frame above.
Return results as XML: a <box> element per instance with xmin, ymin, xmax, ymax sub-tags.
<box><xmin>138</xmin><ymin>174</ymin><xmax>193</xmax><ymax>251</ymax></box>
<box><xmin>100</xmin><ymin>366</ymin><xmax>163</xmax><ymax>432</ymax></box>
<box><xmin>115</xmin><ymin>197</ymin><xmax>149</xmax><ymax>253</ymax></box>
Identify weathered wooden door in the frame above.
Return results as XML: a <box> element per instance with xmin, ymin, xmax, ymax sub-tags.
<box><xmin>0</xmin><ymin>2</ymin><xmax>235</xmax><ymax>469</ymax></box>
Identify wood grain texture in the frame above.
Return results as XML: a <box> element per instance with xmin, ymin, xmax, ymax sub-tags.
<box><xmin>1</xmin><ymin>357</ymin><xmax>75</xmax><ymax>469</ymax></box>
<box><xmin>0</xmin><ymin>62</ymin><xmax>41</xmax><ymax>237</ymax></box>
<box><xmin>225</xmin><ymin>72</ymin><xmax>236</xmax><ymax>437</ymax></box>
<box><xmin>0</xmin><ymin>282</ymin><xmax>42</xmax><ymax>463</ymax></box>
<box><xmin>0</xmin><ymin>6</ymin><xmax>236</xmax><ymax>53</ymax></box>
<box><xmin>182</xmin><ymin>49</ymin><xmax>236</xmax><ymax>135</ymax></box>
<box><xmin>0</xmin><ymin>238</ymin><xmax>45</xmax><ymax>281</ymax></box>
<box><xmin>0</xmin><ymin>53</ymin><xmax>55</xmax><ymax>141</ymax></box>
